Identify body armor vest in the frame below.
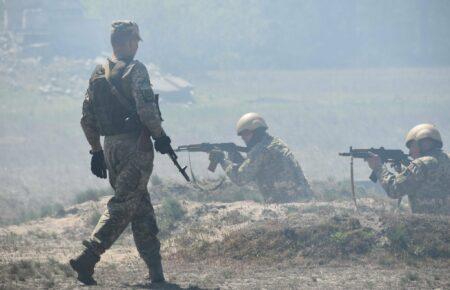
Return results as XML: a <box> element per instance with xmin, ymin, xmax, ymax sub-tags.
<box><xmin>89</xmin><ymin>61</ymin><xmax>142</xmax><ymax>136</ymax></box>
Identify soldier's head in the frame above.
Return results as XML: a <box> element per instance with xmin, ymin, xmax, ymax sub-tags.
<box><xmin>236</xmin><ymin>112</ymin><xmax>268</xmax><ymax>146</ymax></box>
<box><xmin>110</xmin><ymin>20</ymin><xmax>142</xmax><ymax>60</ymax></box>
<box><xmin>405</xmin><ymin>124</ymin><xmax>442</xmax><ymax>158</ymax></box>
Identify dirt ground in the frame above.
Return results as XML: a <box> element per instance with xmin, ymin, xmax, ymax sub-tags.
<box><xmin>0</xmin><ymin>197</ymin><xmax>449</xmax><ymax>290</ymax></box>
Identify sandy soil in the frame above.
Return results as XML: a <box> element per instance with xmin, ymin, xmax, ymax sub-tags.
<box><xmin>0</xmin><ymin>197</ymin><xmax>449</xmax><ymax>289</ymax></box>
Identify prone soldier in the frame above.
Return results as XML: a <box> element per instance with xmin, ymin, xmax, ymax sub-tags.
<box><xmin>209</xmin><ymin>112</ymin><xmax>313</xmax><ymax>203</ymax></box>
<box><xmin>366</xmin><ymin>124</ymin><xmax>450</xmax><ymax>215</ymax></box>
<box><xmin>70</xmin><ymin>21</ymin><xmax>171</xmax><ymax>285</ymax></box>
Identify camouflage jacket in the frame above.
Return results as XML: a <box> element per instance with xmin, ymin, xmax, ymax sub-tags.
<box><xmin>81</xmin><ymin>58</ymin><xmax>163</xmax><ymax>151</ymax></box>
<box><xmin>374</xmin><ymin>149</ymin><xmax>450</xmax><ymax>215</ymax></box>
<box><xmin>220</xmin><ymin>134</ymin><xmax>312</xmax><ymax>202</ymax></box>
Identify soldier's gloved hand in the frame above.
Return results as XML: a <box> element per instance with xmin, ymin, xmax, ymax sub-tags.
<box><xmin>90</xmin><ymin>150</ymin><xmax>107</xmax><ymax>179</ymax></box>
<box><xmin>154</xmin><ymin>135</ymin><xmax>171</xmax><ymax>154</ymax></box>
<box><xmin>209</xmin><ymin>150</ymin><xmax>225</xmax><ymax>164</ymax></box>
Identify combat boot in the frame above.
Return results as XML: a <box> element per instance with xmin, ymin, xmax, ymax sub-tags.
<box><xmin>69</xmin><ymin>248</ymin><xmax>100</xmax><ymax>285</ymax></box>
<box><xmin>148</xmin><ymin>259</ymin><xmax>165</xmax><ymax>284</ymax></box>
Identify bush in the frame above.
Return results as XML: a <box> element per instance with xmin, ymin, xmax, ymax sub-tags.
<box><xmin>384</xmin><ymin>214</ymin><xmax>450</xmax><ymax>258</ymax></box>
<box><xmin>157</xmin><ymin>197</ymin><xmax>186</xmax><ymax>238</ymax></box>
<box><xmin>74</xmin><ymin>188</ymin><xmax>112</xmax><ymax>204</ymax></box>
<box><xmin>39</xmin><ymin>203</ymin><xmax>64</xmax><ymax>218</ymax></box>
<box><xmin>161</xmin><ymin>197</ymin><xmax>185</xmax><ymax>221</ymax></box>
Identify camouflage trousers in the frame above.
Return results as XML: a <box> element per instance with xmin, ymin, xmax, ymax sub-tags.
<box><xmin>84</xmin><ymin>132</ymin><xmax>161</xmax><ymax>268</ymax></box>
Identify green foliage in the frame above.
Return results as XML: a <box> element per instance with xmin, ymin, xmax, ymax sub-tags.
<box><xmin>161</xmin><ymin>196</ymin><xmax>185</xmax><ymax>221</ymax></box>
<box><xmin>74</xmin><ymin>188</ymin><xmax>112</xmax><ymax>204</ymax></box>
<box><xmin>157</xmin><ymin>197</ymin><xmax>186</xmax><ymax>238</ymax></box>
<box><xmin>386</xmin><ymin>224</ymin><xmax>409</xmax><ymax>252</ymax></box>
<box><xmin>384</xmin><ymin>215</ymin><xmax>450</xmax><ymax>258</ymax></box>
<box><xmin>39</xmin><ymin>203</ymin><xmax>64</xmax><ymax>218</ymax></box>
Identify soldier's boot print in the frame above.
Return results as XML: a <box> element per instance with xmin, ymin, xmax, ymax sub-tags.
<box><xmin>69</xmin><ymin>248</ymin><xmax>100</xmax><ymax>285</ymax></box>
<box><xmin>147</xmin><ymin>258</ymin><xmax>165</xmax><ymax>283</ymax></box>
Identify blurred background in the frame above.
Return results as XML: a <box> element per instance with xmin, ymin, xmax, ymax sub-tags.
<box><xmin>0</xmin><ymin>0</ymin><xmax>449</xmax><ymax>223</ymax></box>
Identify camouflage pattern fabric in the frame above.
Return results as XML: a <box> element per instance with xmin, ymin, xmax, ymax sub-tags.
<box><xmin>81</xmin><ymin>58</ymin><xmax>163</xmax><ymax>146</ymax></box>
<box><xmin>221</xmin><ymin>134</ymin><xmax>312</xmax><ymax>203</ymax></box>
<box><xmin>80</xmin><ymin>58</ymin><xmax>163</xmax><ymax>268</ymax></box>
<box><xmin>374</xmin><ymin>149</ymin><xmax>450</xmax><ymax>215</ymax></box>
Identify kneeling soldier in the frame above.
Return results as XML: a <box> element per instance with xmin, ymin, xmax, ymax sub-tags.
<box><xmin>209</xmin><ymin>112</ymin><xmax>313</xmax><ymax>203</ymax></box>
<box><xmin>367</xmin><ymin>124</ymin><xmax>450</xmax><ymax>215</ymax></box>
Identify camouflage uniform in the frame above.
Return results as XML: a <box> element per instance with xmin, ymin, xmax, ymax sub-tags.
<box><xmin>373</xmin><ymin>149</ymin><xmax>450</xmax><ymax>215</ymax></box>
<box><xmin>220</xmin><ymin>134</ymin><xmax>312</xmax><ymax>203</ymax></box>
<box><xmin>80</xmin><ymin>57</ymin><xmax>163</xmax><ymax>269</ymax></box>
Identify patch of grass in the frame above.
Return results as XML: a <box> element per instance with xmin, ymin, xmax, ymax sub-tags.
<box><xmin>377</xmin><ymin>254</ymin><xmax>396</xmax><ymax>267</ymax></box>
<box><xmin>0</xmin><ymin>258</ymin><xmax>74</xmax><ymax>285</ymax></box>
<box><xmin>157</xmin><ymin>197</ymin><xmax>186</xmax><ymax>238</ymax></box>
<box><xmin>149</xmin><ymin>179</ymin><xmax>264</xmax><ymax>204</ymax></box>
<box><xmin>401</xmin><ymin>271</ymin><xmax>420</xmax><ymax>285</ymax></box>
<box><xmin>39</xmin><ymin>203</ymin><xmax>64</xmax><ymax>218</ymax></box>
<box><xmin>221</xmin><ymin>210</ymin><xmax>250</xmax><ymax>225</ymax></box>
<box><xmin>161</xmin><ymin>197</ymin><xmax>186</xmax><ymax>220</ymax></box>
<box><xmin>8</xmin><ymin>203</ymin><xmax>66</xmax><ymax>224</ymax></box>
<box><xmin>384</xmin><ymin>214</ymin><xmax>450</xmax><ymax>258</ymax></box>
<box><xmin>180</xmin><ymin>214</ymin><xmax>376</xmax><ymax>262</ymax></box>
<box><xmin>194</xmin><ymin>180</ymin><xmax>264</xmax><ymax>203</ymax></box>
<box><xmin>74</xmin><ymin>188</ymin><xmax>112</xmax><ymax>204</ymax></box>
<box><xmin>88</xmin><ymin>209</ymin><xmax>102</xmax><ymax>227</ymax></box>
<box><xmin>27</xmin><ymin>229</ymin><xmax>58</xmax><ymax>240</ymax></box>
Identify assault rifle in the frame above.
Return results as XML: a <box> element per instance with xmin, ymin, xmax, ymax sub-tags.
<box><xmin>339</xmin><ymin>146</ymin><xmax>411</xmax><ymax>211</ymax></box>
<box><xmin>339</xmin><ymin>147</ymin><xmax>410</xmax><ymax>182</ymax></box>
<box><xmin>175</xmin><ymin>142</ymin><xmax>248</xmax><ymax>172</ymax></box>
<box><xmin>152</xmin><ymin>94</ymin><xmax>190</xmax><ymax>182</ymax></box>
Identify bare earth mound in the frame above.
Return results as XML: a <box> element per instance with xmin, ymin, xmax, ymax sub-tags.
<box><xmin>0</xmin><ymin>196</ymin><xmax>449</xmax><ymax>289</ymax></box>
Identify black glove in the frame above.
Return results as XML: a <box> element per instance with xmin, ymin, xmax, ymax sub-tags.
<box><xmin>90</xmin><ymin>150</ymin><xmax>107</xmax><ymax>179</ymax></box>
<box><xmin>154</xmin><ymin>135</ymin><xmax>171</xmax><ymax>154</ymax></box>
<box><xmin>209</xmin><ymin>149</ymin><xmax>225</xmax><ymax>164</ymax></box>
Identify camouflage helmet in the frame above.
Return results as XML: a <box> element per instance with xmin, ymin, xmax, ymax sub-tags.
<box><xmin>415</xmin><ymin>125</ymin><xmax>443</xmax><ymax>148</ymax></box>
<box><xmin>111</xmin><ymin>20</ymin><xmax>142</xmax><ymax>41</ymax></box>
<box><xmin>236</xmin><ymin>112</ymin><xmax>268</xmax><ymax>135</ymax></box>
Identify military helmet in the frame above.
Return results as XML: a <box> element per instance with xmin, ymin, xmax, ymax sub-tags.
<box><xmin>405</xmin><ymin>123</ymin><xmax>434</xmax><ymax>147</ymax></box>
<box><xmin>236</xmin><ymin>112</ymin><xmax>268</xmax><ymax>135</ymax></box>
<box><xmin>415</xmin><ymin>125</ymin><xmax>443</xmax><ymax>148</ymax></box>
<box><xmin>111</xmin><ymin>20</ymin><xmax>142</xmax><ymax>41</ymax></box>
